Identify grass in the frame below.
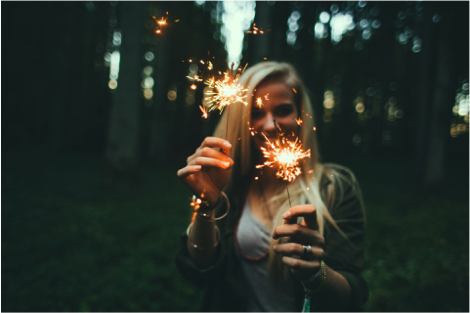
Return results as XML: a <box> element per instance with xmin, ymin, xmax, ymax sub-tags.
<box><xmin>2</xmin><ymin>150</ymin><xmax>468</xmax><ymax>311</ymax></box>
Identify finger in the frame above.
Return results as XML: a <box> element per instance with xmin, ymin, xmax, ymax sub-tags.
<box><xmin>177</xmin><ymin>165</ymin><xmax>201</xmax><ymax>178</ymax></box>
<box><xmin>281</xmin><ymin>256</ymin><xmax>321</xmax><ymax>272</ymax></box>
<box><xmin>282</xmin><ymin>204</ymin><xmax>318</xmax><ymax>230</ymax></box>
<box><xmin>189</xmin><ymin>147</ymin><xmax>234</xmax><ymax>165</ymax></box>
<box><xmin>272</xmin><ymin>224</ymin><xmax>324</xmax><ymax>247</ymax></box>
<box><xmin>188</xmin><ymin>156</ymin><xmax>232</xmax><ymax>169</ymax></box>
<box><xmin>199</xmin><ymin>137</ymin><xmax>232</xmax><ymax>153</ymax></box>
<box><xmin>273</xmin><ymin>242</ymin><xmax>323</xmax><ymax>260</ymax></box>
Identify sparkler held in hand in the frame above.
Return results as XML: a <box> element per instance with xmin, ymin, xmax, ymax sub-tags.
<box><xmin>255</xmin><ymin>119</ymin><xmax>311</xmax><ymax>207</ymax></box>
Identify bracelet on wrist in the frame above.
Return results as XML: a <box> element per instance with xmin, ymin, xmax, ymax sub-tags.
<box><xmin>302</xmin><ymin>260</ymin><xmax>327</xmax><ymax>294</ymax></box>
<box><xmin>186</xmin><ymin>223</ymin><xmax>220</xmax><ymax>250</ymax></box>
<box><xmin>191</xmin><ymin>191</ymin><xmax>230</xmax><ymax>222</ymax></box>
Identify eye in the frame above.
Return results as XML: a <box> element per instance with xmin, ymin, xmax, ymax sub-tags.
<box><xmin>251</xmin><ymin>109</ymin><xmax>265</xmax><ymax>119</ymax></box>
<box><xmin>275</xmin><ymin>105</ymin><xmax>294</xmax><ymax>117</ymax></box>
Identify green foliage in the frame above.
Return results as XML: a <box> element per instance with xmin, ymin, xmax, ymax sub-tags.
<box><xmin>2</xmin><ymin>152</ymin><xmax>468</xmax><ymax>311</ymax></box>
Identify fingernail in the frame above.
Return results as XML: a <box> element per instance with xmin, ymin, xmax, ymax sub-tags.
<box><xmin>282</xmin><ymin>211</ymin><xmax>291</xmax><ymax>219</ymax></box>
<box><xmin>223</xmin><ymin>142</ymin><xmax>232</xmax><ymax>148</ymax></box>
<box><xmin>224</xmin><ymin>161</ymin><xmax>230</xmax><ymax>168</ymax></box>
<box><xmin>194</xmin><ymin>165</ymin><xmax>201</xmax><ymax>170</ymax></box>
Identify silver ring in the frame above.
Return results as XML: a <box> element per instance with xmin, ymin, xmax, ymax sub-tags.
<box><xmin>303</xmin><ymin>245</ymin><xmax>312</xmax><ymax>259</ymax></box>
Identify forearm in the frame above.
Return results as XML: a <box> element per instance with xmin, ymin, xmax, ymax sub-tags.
<box><xmin>304</xmin><ymin>265</ymin><xmax>351</xmax><ymax>311</ymax></box>
<box><xmin>186</xmin><ymin>208</ymin><xmax>219</xmax><ymax>269</ymax></box>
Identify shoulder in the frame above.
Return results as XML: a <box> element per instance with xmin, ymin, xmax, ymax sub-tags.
<box><xmin>318</xmin><ymin>163</ymin><xmax>363</xmax><ymax>214</ymax></box>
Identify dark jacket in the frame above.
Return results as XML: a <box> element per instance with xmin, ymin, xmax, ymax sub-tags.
<box><xmin>176</xmin><ymin>165</ymin><xmax>368</xmax><ymax>311</ymax></box>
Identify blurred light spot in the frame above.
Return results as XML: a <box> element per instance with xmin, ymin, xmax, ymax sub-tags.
<box><xmin>354</xmin><ymin>41</ymin><xmax>363</xmax><ymax>51</ymax></box>
<box><xmin>432</xmin><ymin>14</ymin><xmax>441</xmax><ymax>23</ymax></box>
<box><xmin>195</xmin><ymin>0</ymin><xmax>205</xmax><ymax>5</ymax></box>
<box><xmin>85</xmin><ymin>1</ymin><xmax>95</xmax><ymax>12</ymax></box>
<box><xmin>389</xmin><ymin>97</ymin><xmax>397</xmax><ymax>105</ymax></box>
<box><xmin>291</xmin><ymin>11</ymin><xmax>301</xmax><ymax>20</ymax></box>
<box><xmin>371</xmin><ymin>20</ymin><xmax>381</xmax><ymax>28</ymax></box>
<box><xmin>389</xmin><ymin>82</ymin><xmax>398</xmax><ymax>91</ymax></box>
<box><xmin>352</xmin><ymin>134</ymin><xmax>362</xmax><ymax>146</ymax></box>
<box><xmin>143</xmin><ymin>66</ymin><xmax>153</xmax><ymax>76</ymax></box>
<box><xmin>362</xmin><ymin>29</ymin><xmax>371</xmax><ymax>40</ymax></box>
<box><xmin>366</xmin><ymin>87</ymin><xmax>374</xmax><ymax>97</ymax></box>
<box><xmin>458</xmin><ymin>97</ymin><xmax>469</xmax><ymax>116</ymax></box>
<box><xmin>323</xmin><ymin>91</ymin><xmax>335</xmax><ymax>108</ymax></box>
<box><xmin>358</xmin><ymin>1</ymin><xmax>367</xmax><ymax>8</ymax></box>
<box><xmin>330</xmin><ymin>4</ymin><xmax>339</xmax><ymax>13</ymax></box>
<box><xmin>108</xmin><ymin>80</ymin><xmax>117</xmax><ymax>89</ymax></box>
<box><xmin>144</xmin><ymin>89</ymin><xmax>153</xmax><ymax>99</ymax></box>
<box><xmin>314</xmin><ymin>23</ymin><xmax>327</xmax><ymax>39</ymax></box>
<box><xmin>356</xmin><ymin>103</ymin><xmax>365</xmax><ymax>113</ymax></box>
<box><xmin>144</xmin><ymin>77</ymin><xmax>154</xmax><ymax>88</ymax></box>
<box><xmin>189</xmin><ymin>64</ymin><xmax>198</xmax><ymax>75</ymax></box>
<box><xmin>113</xmin><ymin>30</ymin><xmax>122</xmax><ymax>47</ymax></box>
<box><xmin>145</xmin><ymin>52</ymin><xmax>154</xmax><ymax>62</ymax></box>
<box><xmin>190</xmin><ymin>84</ymin><xmax>197</xmax><ymax>90</ymax></box>
<box><xmin>395</xmin><ymin>110</ymin><xmax>404</xmax><ymax>118</ymax></box>
<box><xmin>330</xmin><ymin>12</ymin><xmax>355</xmax><ymax>43</ymax></box>
<box><xmin>167</xmin><ymin>90</ymin><xmax>177</xmax><ymax>101</ymax></box>
<box><xmin>397</xmin><ymin>11</ymin><xmax>406</xmax><ymax>20</ymax></box>
<box><xmin>221</xmin><ymin>1</ymin><xmax>256</xmax><ymax>67</ymax></box>
<box><xmin>186</xmin><ymin>95</ymin><xmax>195</xmax><ymax>105</ymax></box>
<box><xmin>109</xmin><ymin>51</ymin><xmax>120</xmax><ymax>81</ymax></box>
<box><xmin>359</xmin><ymin>19</ymin><xmax>369</xmax><ymax>29</ymax></box>
<box><xmin>319</xmin><ymin>11</ymin><xmax>330</xmax><ymax>23</ymax></box>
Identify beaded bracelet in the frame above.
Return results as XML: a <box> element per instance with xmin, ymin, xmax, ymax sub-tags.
<box><xmin>302</xmin><ymin>260</ymin><xmax>327</xmax><ymax>294</ymax></box>
<box><xmin>193</xmin><ymin>191</ymin><xmax>230</xmax><ymax>222</ymax></box>
<box><xmin>186</xmin><ymin>223</ymin><xmax>220</xmax><ymax>251</ymax></box>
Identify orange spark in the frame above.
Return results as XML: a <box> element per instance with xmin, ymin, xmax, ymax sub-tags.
<box><xmin>313</xmin><ymin>127</ymin><xmax>316</xmax><ymax>131</ymax></box>
<box><xmin>294</xmin><ymin>117</ymin><xmax>303</xmax><ymax>126</ymax></box>
<box><xmin>256</xmin><ymin>133</ymin><xmax>311</xmax><ymax>182</ymax></box>
<box><xmin>264</xmin><ymin>93</ymin><xmax>269</xmax><ymax>100</ymax></box>
<box><xmin>190</xmin><ymin>84</ymin><xmax>197</xmax><ymax>90</ymax></box>
<box><xmin>255</xmin><ymin>177</ymin><xmax>259</xmax><ymax>180</ymax></box>
<box><xmin>256</xmin><ymin>97</ymin><xmax>264</xmax><ymax>108</ymax></box>
<box><xmin>246</xmin><ymin>23</ymin><xmax>269</xmax><ymax>35</ymax></box>
<box><xmin>199</xmin><ymin>105</ymin><xmax>208</xmax><ymax>119</ymax></box>
<box><xmin>292</xmin><ymin>88</ymin><xmax>297</xmax><ymax>93</ymax></box>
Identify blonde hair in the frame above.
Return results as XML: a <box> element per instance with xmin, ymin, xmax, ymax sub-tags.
<box><xmin>213</xmin><ymin>62</ymin><xmax>359</xmax><ymax>279</ymax></box>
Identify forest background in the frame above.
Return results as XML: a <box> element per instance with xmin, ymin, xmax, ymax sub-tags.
<box><xmin>2</xmin><ymin>1</ymin><xmax>469</xmax><ymax>312</ymax></box>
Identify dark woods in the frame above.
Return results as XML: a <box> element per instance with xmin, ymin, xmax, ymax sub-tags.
<box><xmin>2</xmin><ymin>1</ymin><xmax>469</xmax><ymax>188</ymax></box>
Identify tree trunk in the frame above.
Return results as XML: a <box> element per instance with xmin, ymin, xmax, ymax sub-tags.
<box><xmin>423</xmin><ymin>23</ymin><xmax>452</xmax><ymax>190</ymax></box>
<box><xmin>105</xmin><ymin>2</ymin><xmax>145</xmax><ymax>172</ymax></box>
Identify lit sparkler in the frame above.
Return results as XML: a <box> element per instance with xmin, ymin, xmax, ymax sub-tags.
<box><xmin>204</xmin><ymin>63</ymin><xmax>248</xmax><ymax>114</ymax></box>
<box><xmin>256</xmin><ymin>97</ymin><xmax>264</xmax><ymax>108</ymax></box>
<box><xmin>255</xmin><ymin>133</ymin><xmax>311</xmax><ymax>183</ymax></box>
<box><xmin>294</xmin><ymin>117</ymin><xmax>303</xmax><ymax>126</ymax></box>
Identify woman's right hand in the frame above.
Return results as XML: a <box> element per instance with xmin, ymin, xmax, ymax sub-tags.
<box><xmin>177</xmin><ymin>137</ymin><xmax>234</xmax><ymax>207</ymax></box>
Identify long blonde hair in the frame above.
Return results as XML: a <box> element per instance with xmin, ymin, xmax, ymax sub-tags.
<box><xmin>213</xmin><ymin>62</ymin><xmax>360</xmax><ymax>279</ymax></box>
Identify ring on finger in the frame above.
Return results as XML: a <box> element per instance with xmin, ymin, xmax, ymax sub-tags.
<box><xmin>302</xmin><ymin>245</ymin><xmax>312</xmax><ymax>259</ymax></box>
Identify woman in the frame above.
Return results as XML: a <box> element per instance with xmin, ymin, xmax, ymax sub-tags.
<box><xmin>176</xmin><ymin>62</ymin><xmax>368</xmax><ymax>312</ymax></box>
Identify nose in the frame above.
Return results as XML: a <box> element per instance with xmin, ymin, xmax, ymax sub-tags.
<box><xmin>263</xmin><ymin>112</ymin><xmax>276</xmax><ymax>134</ymax></box>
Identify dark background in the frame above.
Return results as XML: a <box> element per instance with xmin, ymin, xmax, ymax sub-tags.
<box><xmin>2</xmin><ymin>1</ymin><xmax>469</xmax><ymax>311</ymax></box>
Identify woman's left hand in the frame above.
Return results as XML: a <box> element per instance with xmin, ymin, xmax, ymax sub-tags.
<box><xmin>272</xmin><ymin>204</ymin><xmax>325</xmax><ymax>282</ymax></box>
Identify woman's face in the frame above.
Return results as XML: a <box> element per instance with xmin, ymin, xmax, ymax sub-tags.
<box><xmin>250</xmin><ymin>80</ymin><xmax>300</xmax><ymax>151</ymax></box>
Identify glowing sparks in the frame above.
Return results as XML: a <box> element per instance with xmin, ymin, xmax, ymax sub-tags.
<box><xmin>255</xmin><ymin>177</ymin><xmax>259</xmax><ymax>180</ymax></box>
<box><xmin>264</xmin><ymin>94</ymin><xmax>269</xmax><ymax>101</ymax></box>
<box><xmin>256</xmin><ymin>133</ymin><xmax>311</xmax><ymax>182</ymax></box>
<box><xmin>157</xmin><ymin>17</ymin><xmax>167</xmax><ymax>25</ymax></box>
<box><xmin>313</xmin><ymin>126</ymin><xmax>316</xmax><ymax>131</ymax></box>
<box><xmin>190</xmin><ymin>195</ymin><xmax>208</xmax><ymax>211</ymax></box>
<box><xmin>294</xmin><ymin>117</ymin><xmax>303</xmax><ymax>125</ymax></box>
<box><xmin>245</xmin><ymin>23</ymin><xmax>270</xmax><ymax>35</ymax></box>
<box><xmin>199</xmin><ymin>105</ymin><xmax>208</xmax><ymax>119</ymax></box>
<box><xmin>256</xmin><ymin>97</ymin><xmax>264</xmax><ymax>108</ymax></box>
<box><xmin>204</xmin><ymin>65</ymin><xmax>248</xmax><ymax>114</ymax></box>
<box><xmin>190</xmin><ymin>84</ymin><xmax>197</xmax><ymax>90</ymax></box>
<box><xmin>292</xmin><ymin>88</ymin><xmax>297</xmax><ymax>93</ymax></box>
